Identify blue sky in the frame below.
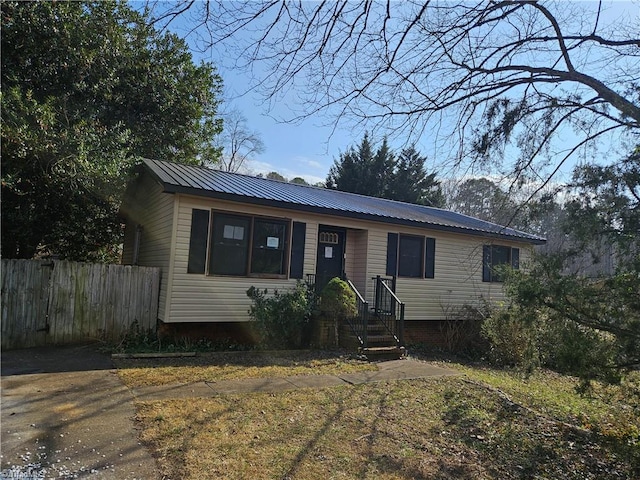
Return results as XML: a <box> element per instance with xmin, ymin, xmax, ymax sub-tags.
<box><xmin>197</xmin><ymin>46</ymin><xmax>367</xmax><ymax>184</ymax></box>
<box><xmin>161</xmin><ymin>0</ymin><xmax>638</xmax><ymax>185</ymax></box>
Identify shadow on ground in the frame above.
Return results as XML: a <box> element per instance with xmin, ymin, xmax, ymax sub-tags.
<box><xmin>1</xmin><ymin>343</ymin><xmax>113</xmax><ymax>376</ymax></box>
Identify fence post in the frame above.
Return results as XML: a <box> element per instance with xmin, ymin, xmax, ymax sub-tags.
<box><xmin>399</xmin><ymin>303</ymin><xmax>405</xmax><ymax>347</ymax></box>
<box><xmin>362</xmin><ymin>301</ymin><xmax>368</xmax><ymax>348</ymax></box>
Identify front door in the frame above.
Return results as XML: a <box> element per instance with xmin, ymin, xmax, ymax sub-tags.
<box><xmin>315</xmin><ymin>226</ymin><xmax>346</xmax><ymax>292</ymax></box>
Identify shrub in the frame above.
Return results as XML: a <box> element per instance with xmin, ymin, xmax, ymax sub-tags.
<box><xmin>490</xmin><ymin>256</ymin><xmax>639</xmax><ymax>385</ymax></box>
<box><xmin>542</xmin><ymin>318</ymin><xmax>621</xmax><ymax>384</ymax></box>
<box><xmin>481</xmin><ymin>304</ymin><xmax>541</xmax><ymax>373</ymax></box>
<box><xmin>440</xmin><ymin>302</ymin><xmax>490</xmax><ymax>357</ymax></box>
<box><xmin>482</xmin><ymin>300</ymin><xmax>621</xmax><ymax>382</ymax></box>
<box><xmin>318</xmin><ymin>277</ymin><xmax>358</xmax><ymax>320</ymax></box>
<box><xmin>110</xmin><ymin>321</ymin><xmax>251</xmax><ymax>353</ymax></box>
<box><xmin>246</xmin><ymin>282</ymin><xmax>314</xmax><ymax>349</ymax></box>
<box><xmin>113</xmin><ymin>320</ymin><xmax>158</xmax><ymax>353</ymax></box>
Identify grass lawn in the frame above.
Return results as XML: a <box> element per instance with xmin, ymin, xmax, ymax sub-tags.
<box><xmin>121</xmin><ymin>352</ymin><xmax>640</xmax><ymax>479</ymax></box>
<box><xmin>115</xmin><ymin>350</ymin><xmax>377</xmax><ymax>387</ymax></box>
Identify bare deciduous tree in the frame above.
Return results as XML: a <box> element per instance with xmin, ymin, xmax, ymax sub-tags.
<box><xmin>217</xmin><ymin>109</ymin><xmax>265</xmax><ymax>173</ymax></box>
<box><xmin>148</xmin><ymin>1</ymin><xmax>639</xmax><ymax>187</ymax></box>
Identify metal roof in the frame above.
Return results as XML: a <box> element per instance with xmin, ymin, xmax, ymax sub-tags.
<box><xmin>141</xmin><ymin>158</ymin><xmax>546</xmax><ymax>244</ymax></box>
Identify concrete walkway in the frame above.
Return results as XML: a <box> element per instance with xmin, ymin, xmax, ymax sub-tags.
<box><xmin>1</xmin><ymin>346</ymin><xmax>457</xmax><ymax>479</ymax></box>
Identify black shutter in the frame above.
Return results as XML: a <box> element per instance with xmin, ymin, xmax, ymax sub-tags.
<box><xmin>386</xmin><ymin>233</ymin><xmax>398</xmax><ymax>276</ymax></box>
<box><xmin>425</xmin><ymin>237</ymin><xmax>436</xmax><ymax>279</ymax></box>
<box><xmin>187</xmin><ymin>209</ymin><xmax>210</xmax><ymax>274</ymax></box>
<box><xmin>511</xmin><ymin>247</ymin><xmax>520</xmax><ymax>269</ymax></box>
<box><xmin>482</xmin><ymin>245</ymin><xmax>491</xmax><ymax>282</ymax></box>
<box><xmin>289</xmin><ymin>221</ymin><xmax>306</xmax><ymax>279</ymax></box>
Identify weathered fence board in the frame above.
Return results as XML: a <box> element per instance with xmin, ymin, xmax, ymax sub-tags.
<box><xmin>1</xmin><ymin>260</ymin><xmax>51</xmax><ymax>349</ymax></box>
<box><xmin>1</xmin><ymin>259</ymin><xmax>161</xmax><ymax>349</ymax></box>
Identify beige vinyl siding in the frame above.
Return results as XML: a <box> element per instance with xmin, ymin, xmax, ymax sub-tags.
<box><xmin>344</xmin><ymin>229</ymin><xmax>368</xmax><ymax>296</ymax></box>
<box><xmin>165</xmin><ymin>192</ymin><xmax>534</xmax><ymax>323</ymax></box>
<box><xmin>365</xmin><ymin>224</ymin><xmax>532</xmax><ymax>320</ymax></box>
<box><xmin>121</xmin><ymin>219</ymin><xmax>136</xmax><ymax>265</ymax></box>
<box><xmin>167</xmin><ymin>196</ymin><xmax>319</xmax><ymax>323</ymax></box>
<box><xmin>365</xmin><ymin>228</ymin><xmax>389</xmax><ymax>306</ymax></box>
<box><xmin>344</xmin><ymin>233</ymin><xmax>356</xmax><ymax>287</ymax></box>
<box><xmin>304</xmin><ymin>222</ymin><xmax>319</xmax><ymax>279</ymax></box>
<box><xmin>121</xmin><ymin>174</ymin><xmax>175</xmax><ymax>321</ymax></box>
<box><xmin>353</xmin><ymin>231</ymin><xmax>368</xmax><ymax>295</ymax></box>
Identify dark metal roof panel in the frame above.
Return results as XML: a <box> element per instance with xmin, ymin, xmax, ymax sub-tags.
<box><xmin>142</xmin><ymin>159</ymin><xmax>546</xmax><ymax>244</ymax></box>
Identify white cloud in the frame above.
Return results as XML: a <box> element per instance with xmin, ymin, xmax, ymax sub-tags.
<box><xmin>280</xmin><ymin>166</ymin><xmax>325</xmax><ymax>185</ymax></box>
<box><xmin>294</xmin><ymin>157</ymin><xmax>323</xmax><ymax>170</ymax></box>
<box><xmin>233</xmin><ymin>159</ymin><xmax>326</xmax><ymax>185</ymax></box>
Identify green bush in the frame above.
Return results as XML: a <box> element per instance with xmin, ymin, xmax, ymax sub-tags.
<box><xmin>481</xmin><ymin>304</ymin><xmax>541</xmax><ymax>373</ymax></box>
<box><xmin>483</xmin><ymin>300</ymin><xmax>622</xmax><ymax>383</ymax></box>
<box><xmin>246</xmin><ymin>282</ymin><xmax>314</xmax><ymax>349</ymax></box>
<box><xmin>489</xmin><ymin>255</ymin><xmax>639</xmax><ymax>385</ymax></box>
<box><xmin>110</xmin><ymin>321</ymin><xmax>251</xmax><ymax>353</ymax></box>
<box><xmin>542</xmin><ymin>318</ymin><xmax>621</xmax><ymax>384</ymax></box>
<box><xmin>113</xmin><ymin>321</ymin><xmax>158</xmax><ymax>353</ymax></box>
<box><xmin>318</xmin><ymin>277</ymin><xmax>358</xmax><ymax>319</ymax></box>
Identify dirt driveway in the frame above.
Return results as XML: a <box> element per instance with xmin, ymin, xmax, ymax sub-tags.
<box><xmin>1</xmin><ymin>344</ymin><xmax>159</xmax><ymax>479</ymax></box>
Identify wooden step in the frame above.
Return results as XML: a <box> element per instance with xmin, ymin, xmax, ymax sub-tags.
<box><xmin>366</xmin><ymin>334</ymin><xmax>396</xmax><ymax>345</ymax></box>
<box><xmin>340</xmin><ymin>325</ymin><xmax>386</xmax><ymax>335</ymax></box>
<box><xmin>365</xmin><ymin>324</ymin><xmax>387</xmax><ymax>331</ymax></box>
<box><xmin>360</xmin><ymin>346</ymin><xmax>406</xmax><ymax>361</ymax></box>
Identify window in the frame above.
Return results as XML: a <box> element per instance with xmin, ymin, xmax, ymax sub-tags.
<box><xmin>398</xmin><ymin>235</ymin><xmax>424</xmax><ymax>278</ymax></box>
<box><xmin>210</xmin><ymin>214</ymin><xmax>250</xmax><ymax>276</ymax></box>
<box><xmin>319</xmin><ymin>231</ymin><xmax>339</xmax><ymax>244</ymax></box>
<box><xmin>250</xmin><ymin>219</ymin><xmax>287</xmax><ymax>275</ymax></box>
<box><xmin>386</xmin><ymin>233</ymin><xmax>436</xmax><ymax>279</ymax></box>
<box><xmin>200</xmin><ymin>211</ymin><xmax>290</xmax><ymax>277</ymax></box>
<box><xmin>482</xmin><ymin>245</ymin><xmax>520</xmax><ymax>282</ymax></box>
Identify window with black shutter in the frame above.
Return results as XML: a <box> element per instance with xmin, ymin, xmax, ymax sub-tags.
<box><xmin>187</xmin><ymin>209</ymin><xmax>292</xmax><ymax>278</ymax></box>
<box><xmin>386</xmin><ymin>233</ymin><xmax>437</xmax><ymax>279</ymax></box>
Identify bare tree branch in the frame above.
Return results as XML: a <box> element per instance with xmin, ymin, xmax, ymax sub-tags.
<box><xmin>215</xmin><ymin>109</ymin><xmax>265</xmax><ymax>173</ymax></box>
<box><xmin>147</xmin><ymin>0</ymin><xmax>640</xmax><ymax>181</ymax></box>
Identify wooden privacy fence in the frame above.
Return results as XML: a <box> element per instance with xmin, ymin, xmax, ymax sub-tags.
<box><xmin>1</xmin><ymin>259</ymin><xmax>161</xmax><ymax>349</ymax></box>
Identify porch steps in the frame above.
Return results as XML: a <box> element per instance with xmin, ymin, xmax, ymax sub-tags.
<box><xmin>338</xmin><ymin>326</ymin><xmax>392</xmax><ymax>344</ymax></box>
<box><xmin>342</xmin><ymin>324</ymin><xmax>387</xmax><ymax>336</ymax></box>
<box><xmin>340</xmin><ymin>275</ymin><xmax>406</xmax><ymax>361</ymax></box>
<box><xmin>366</xmin><ymin>334</ymin><xmax>397</xmax><ymax>346</ymax></box>
<box><xmin>339</xmin><ymin>315</ymin><xmax>405</xmax><ymax>360</ymax></box>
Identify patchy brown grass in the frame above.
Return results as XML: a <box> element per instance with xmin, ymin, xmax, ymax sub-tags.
<box><xmin>115</xmin><ymin>350</ymin><xmax>376</xmax><ymax>388</ymax></box>
<box><xmin>445</xmin><ymin>363</ymin><xmax>640</xmax><ymax>441</ymax></box>
<box><xmin>128</xmin><ymin>356</ymin><xmax>640</xmax><ymax>480</ymax></box>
